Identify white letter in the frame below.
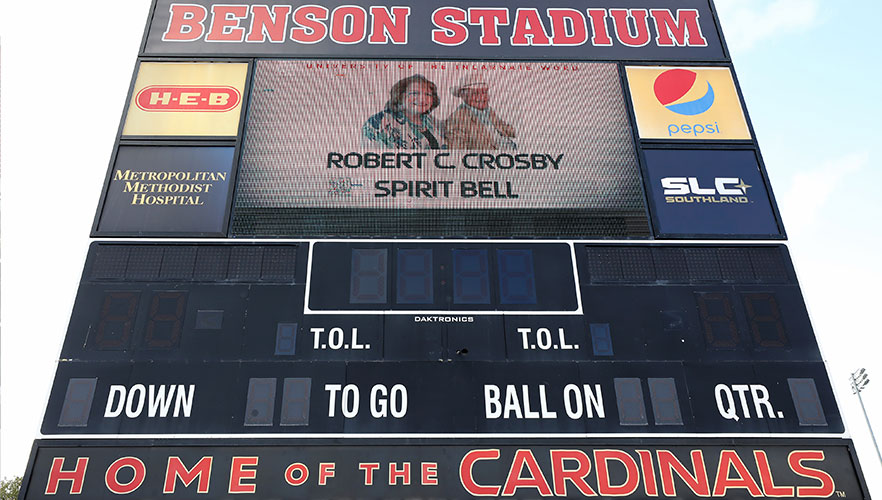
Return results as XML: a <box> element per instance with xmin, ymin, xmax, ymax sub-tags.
<box><xmin>716</xmin><ymin>177</ymin><xmax>742</xmax><ymax>195</ymax></box>
<box><xmin>105</xmin><ymin>385</ymin><xmax>126</xmax><ymax>417</ymax></box>
<box><xmin>485</xmin><ymin>385</ymin><xmax>501</xmax><ymax>419</ymax></box>
<box><xmin>325</xmin><ymin>384</ymin><xmax>342</xmax><ymax>417</ymax></box>
<box><xmin>715</xmin><ymin>384</ymin><xmax>739</xmax><ymax>421</ymax></box>
<box><xmin>662</xmin><ymin>177</ymin><xmax>689</xmax><ymax>195</ymax></box>
<box><xmin>126</xmin><ymin>384</ymin><xmax>146</xmax><ymax>418</ymax></box>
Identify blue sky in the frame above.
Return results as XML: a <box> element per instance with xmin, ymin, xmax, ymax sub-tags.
<box><xmin>718</xmin><ymin>0</ymin><xmax>880</xmax><ymax>241</ymax></box>
<box><xmin>716</xmin><ymin>0</ymin><xmax>882</xmax><ymax>493</ymax></box>
<box><xmin>1</xmin><ymin>0</ymin><xmax>880</xmax><ymax>495</ymax></box>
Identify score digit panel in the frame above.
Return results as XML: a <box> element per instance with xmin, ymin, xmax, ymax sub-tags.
<box><xmin>307</xmin><ymin>242</ymin><xmax>577</xmax><ymax>312</ymax></box>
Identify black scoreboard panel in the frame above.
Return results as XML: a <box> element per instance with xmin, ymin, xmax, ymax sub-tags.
<box><xmin>60</xmin><ymin>242</ymin><xmax>820</xmax><ymax>364</ymax></box>
<box><xmin>61</xmin><ymin>243</ymin><xmax>308</xmax><ymax>362</ymax></box>
<box><xmin>21</xmin><ymin>438</ymin><xmax>870</xmax><ymax>500</ymax></box>
<box><xmin>42</xmin><ymin>359</ymin><xmax>841</xmax><ymax>435</ymax></box>
<box><xmin>43</xmin><ymin>241</ymin><xmax>841</xmax><ymax>436</ymax></box>
<box><xmin>577</xmin><ymin>245</ymin><xmax>821</xmax><ymax>363</ymax></box>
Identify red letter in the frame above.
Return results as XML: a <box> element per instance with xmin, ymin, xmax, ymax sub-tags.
<box><xmin>789</xmin><ymin>451</ymin><xmax>835</xmax><ymax>497</ymax></box>
<box><xmin>368</xmin><ymin>6</ymin><xmax>410</xmax><ymax>44</ymax></box>
<box><xmin>389</xmin><ymin>462</ymin><xmax>411</xmax><ymax>486</ymax></box>
<box><xmin>510</xmin><ymin>8</ymin><xmax>551</xmax><ymax>46</ymax></box>
<box><xmin>246</xmin><ymin>5</ymin><xmax>291</xmax><ymax>43</ymax></box>
<box><xmin>164</xmin><ymin>456</ymin><xmax>212</xmax><ymax>494</ymax></box>
<box><xmin>609</xmin><ymin>9</ymin><xmax>651</xmax><ymax>47</ymax></box>
<box><xmin>330</xmin><ymin>6</ymin><xmax>366</xmax><ymax>44</ymax></box>
<box><xmin>319</xmin><ymin>463</ymin><xmax>335</xmax><ymax>486</ymax></box>
<box><xmin>636</xmin><ymin>450</ymin><xmax>659</xmax><ymax>497</ymax></box>
<box><xmin>290</xmin><ymin>5</ymin><xmax>328</xmax><ymax>44</ymax></box>
<box><xmin>460</xmin><ymin>449</ymin><xmax>501</xmax><ymax>496</ymax></box>
<box><xmin>359</xmin><ymin>463</ymin><xmax>379</xmax><ymax>486</ymax></box>
<box><xmin>550</xmin><ymin>450</ymin><xmax>596</xmax><ymax>496</ymax></box>
<box><xmin>163</xmin><ymin>4</ymin><xmax>207</xmax><ymax>41</ymax></box>
<box><xmin>586</xmin><ymin>9</ymin><xmax>612</xmax><ymax>46</ymax></box>
<box><xmin>595</xmin><ymin>450</ymin><xmax>640</xmax><ymax>496</ymax></box>
<box><xmin>45</xmin><ymin>457</ymin><xmax>88</xmax><ymax>495</ymax></box>
<box><xmin>206</xmin><ymin>4</ymin><xmax>248</xmax><ymax>42</ymax></box>
<box><xmin>285</xmin><ymin>463</ymin><xmax>308</xmax><ymax>486</ymax></box>
<box><xmin>501</xmin><ymin>449</ymin><xmax>552</xmax><ymax>496</ymax></box>
<box><xmin>548</xmin><ymin>9</ymin><xmax>587</xmax><ymax>46</ymax></box>
<box><xmin>105</xmin><ymin>457</ymin><xmax>146</xmax><ymax>495</ymax></box>
<box><xmin>658</xmin><ymin>450</ymin><xmax>710</xmax><ymax>497</ymax></box>
<box><xmin>713</xmin><ymin>451</ymin><xmax>762</xmax><ymax>497</ymax></box>
<box><xmin>432</xmin><ymin>8</ymin><xmax>467</xmax><ymax>46</ymax></box>
<box><xmin>422</xmin><ymin>463</ymin><xmax>438</xmax><ymax>486</ymax></box>
<box><xmin>650</xmin><ymin>9</ymin><xmax>707</xmax><ymax>47</ymax></box>
<box><xmin>754</xmin><ymin>451</ymin><xmax>795</xmax><ymax>497</ymax></box>
<box><xmin>467</xmin><ymin>8</ymin><xmax>509</xmax><ymax>46</ymax></box>
<box><xmin>228</xmin><ymin>457</ymin><xmax>258</xmax><ymax>494</ymax></box>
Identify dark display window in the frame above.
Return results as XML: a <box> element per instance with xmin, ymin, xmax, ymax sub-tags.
<box><xmin>58</xmin><ymin>378</ymin><xmax>97</xmax><ymax>427</ymax></box>
<box><xmin>310</xmin><ymin>242</ymin><xmax>576</xmax><ymax>311</ymax></box>
<box><xmin>245</xmin><ymin>378</ymin><xmax>276</xmax><ymax>427</ymax></box>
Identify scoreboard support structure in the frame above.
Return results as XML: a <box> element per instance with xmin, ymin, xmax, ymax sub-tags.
<box><xmin>17</xmin><ymin>0</ymin><xmax>872</xmax><ymax>498</ymax></box>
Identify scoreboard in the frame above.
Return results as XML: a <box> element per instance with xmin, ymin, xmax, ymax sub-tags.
<box><xmin>18</xmin><ymin>0</ymin><xmax>871</xmax><ymax>499</ymax></box>
<box><xmin>44</xmin><ymin>241</ymin><xmax>839</xmax><ymax>438</ymax></box>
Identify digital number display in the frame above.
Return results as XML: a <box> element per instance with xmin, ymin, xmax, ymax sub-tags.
<box><xmin>744</xmin><ymin>293</ymin><xmax>788</xmax><ymax>347</ymax></box>
<box><xmin>349</xmin><ymin>249</ymin><xmax>388</xmax><ymax>304</ymax></box>
<box><xmin>144</xmin><ymin>291</ymin><xmax>187</xmax><ymax>349</ymax></box>
<box><xmin>453</xmin><ymin>249</ymin><xmax>490</xmax><ymax>305</ymax></box>
<box><xmin>94</xmin><ymin>292</ymin><xmax>139</xmax><ymax>350</ymax></box>
<box><xmin>697</xmin><ymin>292</ymin><xmax>740</xmax><ymax>349</ymax></box>
<box><xmin>497</xmin><ymin>250</ymin><xmax>537</xmax><ymax>304</ymax></box>
<box><xmin>347</xmin><ymin>248</ymin><xmax>539</xmax><ymax>306</ymax></box>
<box><xmin>397</xmin><ymin>249</ymin><xmax>433</xmax><ymax>304</ymax></box>
<box><xmin>696</xmin><ymin>292</ymin><xmax>789</xmax><ymax>350</ymax></box>
<box><xmin>310</xmin><ymin>243</ymin><xmax>575</xmax><ymax>311</ymax></box>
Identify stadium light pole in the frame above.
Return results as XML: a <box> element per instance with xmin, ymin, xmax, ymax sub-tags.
<box><xmin>850</xmin><ymin>368</ymin><xmax>882</xmax><ymax>466</ymax></box>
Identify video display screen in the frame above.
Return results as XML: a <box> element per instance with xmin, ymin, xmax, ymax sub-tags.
<box><xmin>232</xmin><ymin>59</ymin><xmax>649</xmax><ymax>237</ymax></box>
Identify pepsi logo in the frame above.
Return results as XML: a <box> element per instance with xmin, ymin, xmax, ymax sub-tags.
<box><xmin>653</xmin><ymin>69</ymin><xmax>715</xmax><ymax>116</ymax></box>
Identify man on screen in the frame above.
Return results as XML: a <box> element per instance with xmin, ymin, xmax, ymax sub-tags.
<box><xmin>444</xmin><ymin>74</ymin><xmax>517</xmax><ymax>150</ymax></box>
<box><xmin>362</xmin><ymin>74</ymin><xmax>444</xmax><ymax>149</ymax></box>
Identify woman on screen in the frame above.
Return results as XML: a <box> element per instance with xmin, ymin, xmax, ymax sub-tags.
<box><xmin>362</xmin><ymin>75</ymin><xmax>444</xmax><ymax>149</ymax></box>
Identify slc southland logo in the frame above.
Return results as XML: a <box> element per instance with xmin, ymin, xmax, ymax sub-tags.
<box><xmin>626</xmin><ymin>66</ymin><xmax>751</xmax><ymax>140</ymax></box>
<box><xmin>662</xmin><ymin>177</ymin><xmax>752</xmax><ymax>204</ymax></box>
